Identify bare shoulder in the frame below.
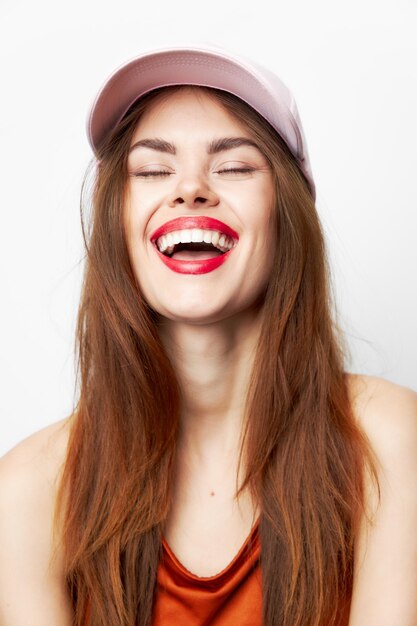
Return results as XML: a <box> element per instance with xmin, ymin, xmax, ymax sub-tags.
<box><xmin>0</xmin><ymin>415</ymin><xmax>73</xmax><ymax>513</ymax></box>
<box><xmin>346</xmin><ymin>375</ymin><xmax>417</xmax><ymax>625</ymax></box>
<box><xmin>347</xmin><ymin>373</ymin><xmax>417</xmax><ymax>457</ymax></box>
<box><xmin>347</xmin><ymin>373</ymin><xmax>417</xmax><ymax>506</ymax></box>
<box><xmin>1</xmin><ymin>415</ymin><xmax>72</xmax><ymax>468</ymax></box>
<box><xmin>347</xmin><ymin>372</ymin><xmax>417</xmax><ymax>412</ymax></box>
<box><xmin>0</xmin><ymin>417</ymin><xmax>74</xmax><ymax>624</ymax></box>
<box><xmin>0</xmin><ymin>416</ymin><xmax>72</xmax><ymax>518</ymax></box>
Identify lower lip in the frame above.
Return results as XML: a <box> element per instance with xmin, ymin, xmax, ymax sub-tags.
<box><xmin>154</xmin><ymin>247</ymin><xmax>234</xmax><ymax>274</ymax></box>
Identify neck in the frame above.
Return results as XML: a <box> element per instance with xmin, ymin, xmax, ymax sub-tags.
<box><xmin>157</xmin><ymin>308</ymin><xmax>262</xmax><ymax>462</ymax></box>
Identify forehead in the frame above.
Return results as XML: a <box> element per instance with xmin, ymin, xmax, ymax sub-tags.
<box><xmin>131</xmin><ymin>87</ymin><xmax>250</xmax><ymax>138</ymax></box>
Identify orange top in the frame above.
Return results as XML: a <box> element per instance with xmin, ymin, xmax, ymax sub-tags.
<box><xmin>83</xmin><ymin>519</ymin><xmax>351</xmax><ymax>625</ymax></box>
<box><xmin>151</xmin><ymin>519</ymin><xmax>262</xmax><ymax>626</ymax></box>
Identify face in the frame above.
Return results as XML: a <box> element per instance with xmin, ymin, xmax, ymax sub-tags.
<box><xmin>124</xmin><ymin>87</ymin><xmax>277</xmax><ymax>325</ymax></box>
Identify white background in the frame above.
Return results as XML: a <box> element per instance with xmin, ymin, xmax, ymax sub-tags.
<box><xmin>1</xmin><ymin>0</ymin><xmax>416</xmax><ymax>456</ymax></box>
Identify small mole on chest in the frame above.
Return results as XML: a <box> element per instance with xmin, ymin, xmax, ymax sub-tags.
<box><xmin>209</xmin><ymin>491</ymin><xmax>215</xmax><ymax>496</ymax></box>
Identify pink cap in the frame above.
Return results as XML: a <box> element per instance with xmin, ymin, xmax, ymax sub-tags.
<box><xmin>87</xmin><ymin>44</ymin><xmax>315</xmax><ymax>199</ymax></box>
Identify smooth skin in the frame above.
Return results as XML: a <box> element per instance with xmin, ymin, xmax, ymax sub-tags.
<box><xmin>1</xmin><ymin>89</ymin><xmax>416</xmax><ymax>625</ymax></box>
<box><xmin>124</xmin><ymin>88</ymin><xmax>277</xmax><ymax>574</ymax></box>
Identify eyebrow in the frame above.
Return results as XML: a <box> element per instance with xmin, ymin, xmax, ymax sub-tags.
<box><xmin>128</xmin><ymin>136</ymin><xmax>261</xmax><ymax>155</ymax></box>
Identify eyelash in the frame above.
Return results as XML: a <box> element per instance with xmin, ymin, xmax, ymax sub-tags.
<box><xmin>132</xmin><ymin>167</ymin><xmax>255</xmax><ymax>178</ymax></box>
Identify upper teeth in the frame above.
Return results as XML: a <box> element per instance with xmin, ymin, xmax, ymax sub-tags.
<box><xmin>156</xmin><ymin>229</ymin><xmax>237</xmax><ymax>254</ymax></box>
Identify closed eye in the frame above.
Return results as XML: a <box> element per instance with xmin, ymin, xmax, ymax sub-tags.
<box><xmin>216</xmin><ymin>167</ymin><xmax>254</xmax><ymax>174</ymax></box>
<box><xmin>130</xmin><ymin>170</ymin><xmax>171</xmax><ymax>178</ymax></box>
<box><xmin>129</xmin><ymin>167</ymin><xmax>255</xmax><ymax>178</ymax></box>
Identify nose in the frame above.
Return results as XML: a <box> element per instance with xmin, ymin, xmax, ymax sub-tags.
<box><xmin>167</xmin><ymin>171</ymin><xmax>220</xmax><ymax>209</ymax></box>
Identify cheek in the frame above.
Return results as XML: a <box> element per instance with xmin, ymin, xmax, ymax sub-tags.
<box><xmin>248</xmin><ymin>190</ymin><xmax>277</xmax><ymax>245</ymax></box>
<box><xmin>123</xmin><ymin>193</ymin><xmax>147</xmax><ymax>249</ymax></box>
<box><xmin>251</xmin><ymin>198</ymin><xmax>278</xmax><ymax>276</ymax></box>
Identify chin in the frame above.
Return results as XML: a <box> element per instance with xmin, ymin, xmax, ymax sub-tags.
<box><xmin>157</xmin><ymin>307</ymin><xmax>230</xmax><ymax>326</ymax></box>
<box><xmin>154</xmin><ymin>299</ymin><xmax>266</xmax><ymax>328</ymax></box>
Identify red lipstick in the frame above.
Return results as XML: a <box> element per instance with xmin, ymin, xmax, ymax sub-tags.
<box><xmin>150</xmin><ymin>216</ymin><xmax>239</xmax><ymax>275</ymax></box>
<box><xmin>154</xmin><ymin>246</ymin><xmax>234</xmax><ymax>275</ymax></box>
<box><xmin>150</xmin><ymin>216</ymin><xmax>239</xmax><ymax>243</ymax></box>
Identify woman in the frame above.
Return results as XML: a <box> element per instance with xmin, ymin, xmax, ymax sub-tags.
<box><xmin>0</xmin><ymin>44</ymin><xmax>416</xmax><ymax>626</ymax></box>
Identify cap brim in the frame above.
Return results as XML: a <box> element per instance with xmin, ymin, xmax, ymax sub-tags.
<box><xmin>87</xmin><ymin>45</ymin><xmax>315</xmax><ymax>199</ymax></box>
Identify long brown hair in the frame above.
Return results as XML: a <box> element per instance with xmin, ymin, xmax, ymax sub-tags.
<box><xmin>54</xmin><ymin>85</ymin><xmax>380</xmax><ymax>625</ymax></box>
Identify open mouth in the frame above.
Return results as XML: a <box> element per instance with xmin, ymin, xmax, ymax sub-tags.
<box><xmin>150</xmin><ymin>218</ymin><xmax>239</xmax><ymax>274</ymax></box>
<box><xmin>155</xmin><ymin>229</ymin><xmax>236</xmax><ymax>260</ymax></box>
